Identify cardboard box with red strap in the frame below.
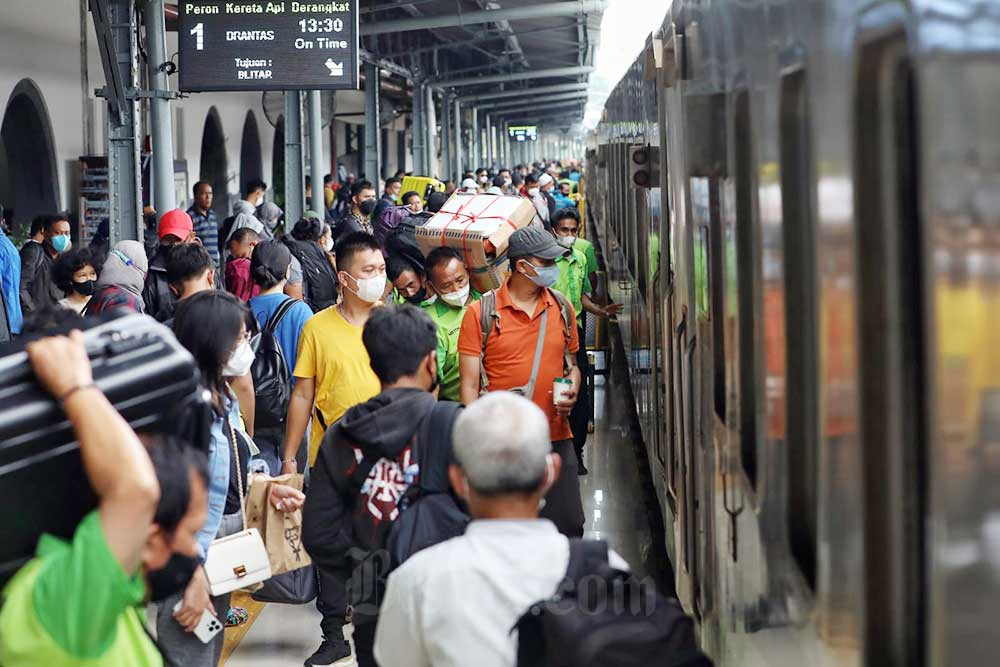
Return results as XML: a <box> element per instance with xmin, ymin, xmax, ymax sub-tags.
<box><xmin>416</xmin><ymin>192</ymin><xmax>536</xmax><ymax>292</ymax></box>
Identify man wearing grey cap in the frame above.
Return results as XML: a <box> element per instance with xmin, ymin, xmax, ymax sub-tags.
<box><xmin>457</xmin><ymin>225</ymin><xmax>585</xmax><ymax>537</ymax></box>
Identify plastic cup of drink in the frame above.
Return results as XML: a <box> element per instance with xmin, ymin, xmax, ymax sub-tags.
<box><xmin>553</xmin><ymin>377</ymin><xmax>573</xmax><ymax>404</ymax></box>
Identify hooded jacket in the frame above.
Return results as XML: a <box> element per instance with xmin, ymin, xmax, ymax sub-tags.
<box><xmin>302</xmin><ymin>387</ymin><xmax>438</xmax><ymax>567</ymax></box>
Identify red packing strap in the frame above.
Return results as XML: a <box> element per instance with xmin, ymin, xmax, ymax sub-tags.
<box><xmin>460</xmin><ymin>196</ymin><xmax>504</xmax><ymax>262</ymax></box>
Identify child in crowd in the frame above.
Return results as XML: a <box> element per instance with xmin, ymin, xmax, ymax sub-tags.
<box><xmin>225</xmin><ymin>227</ymin><xmax>261</xmax><ymax>302</ymax></box>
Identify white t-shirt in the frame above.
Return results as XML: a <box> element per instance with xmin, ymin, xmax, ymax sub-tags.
<box><xmin>374</xmin><ymin>519</ymin><xmax>629</xmax><ymax>667</ymax></box>
<box><xmin>57</xmin><ymin>297</ymin><xmax>87</xmax><ymax>314</ymax></box>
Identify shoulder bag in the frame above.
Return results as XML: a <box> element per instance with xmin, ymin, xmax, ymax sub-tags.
<box><xmin>204</xmin><ymin>421</ymin><xmax>273</xmax><ymax>596</ymax></box>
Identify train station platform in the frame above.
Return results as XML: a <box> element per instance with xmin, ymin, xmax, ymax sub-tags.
<box><xmin>223</xmin><ymin>348</ymin><xmax>670</xmax><ymax>666</ymax></box>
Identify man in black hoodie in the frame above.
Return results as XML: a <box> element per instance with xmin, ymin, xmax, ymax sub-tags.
<box><xmin>303</xmin><ymin>304</ymin><xmax>452</xmax><ymax>667</ymax></box>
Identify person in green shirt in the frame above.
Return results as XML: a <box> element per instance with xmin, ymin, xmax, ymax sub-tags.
<box><xmin>387</xmin><ymin>254</ymin><xmax>429</xmax><ymax>306</ymax></box>
<box><xmin>421</xmin><ymin>247</ymin><xmax>482</xmax><ymax>401</ymax></box>
<box><xmin>0</xmin><ymin>331</ymin><xmax>209</xmax><ymax>667</ymax></box>
<box><xmin>551</xmin><ymin>208</ymin><xmax>622</xmax><ymax>474</ymax></box>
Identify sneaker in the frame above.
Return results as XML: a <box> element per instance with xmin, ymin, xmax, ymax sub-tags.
<box><xmin>225</xmin><ymin>606</ymin><xmax>249</xmax><ymax>627</ymax></box>
<box><xmin>578</xmin><ymin>462</ymin><xmax>589</xmax><ymax>476</ymax></box>
<box><xmin>304</xmin><ymin>639</ymin><xmax>352</xmax><ymax>666</ymax></box>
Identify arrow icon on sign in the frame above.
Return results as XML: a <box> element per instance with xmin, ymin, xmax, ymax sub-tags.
<box><xmin>325</xmin><ymin>59</ymin><xmax>344</xmax><ymax>77</ymax></box>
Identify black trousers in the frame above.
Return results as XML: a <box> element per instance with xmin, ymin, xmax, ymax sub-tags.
<box><xmin>540</xmin><ymin>439</ymin><xmax>585</xmax><ymax>537</ymax></box>
<box><xmin>569</xmin><ymin>325</ymin><xmax>591</xmax><ymax>464</ymax></box>
<box><xmin>314</xmin><ymin>561</ymin><xmax>379</xmax><ymax>666</ymax></box>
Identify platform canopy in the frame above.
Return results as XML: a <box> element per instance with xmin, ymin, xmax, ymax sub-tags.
<box><xmin>359</xmin><ymin>0</ymin><xmax>606</xmax><ymax>130</ymax></box>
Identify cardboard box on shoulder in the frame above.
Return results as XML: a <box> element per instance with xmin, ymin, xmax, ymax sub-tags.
<box><xmin>416</xmin><ymin>192</ymin><xmax>536</xmax><ymax>292</ymax></box>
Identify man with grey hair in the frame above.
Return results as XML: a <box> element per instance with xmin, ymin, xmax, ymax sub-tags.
<box><xmin>373</xmin><ymin>392</ymin><xmax>628</xmax><ymax>667</ymax></box>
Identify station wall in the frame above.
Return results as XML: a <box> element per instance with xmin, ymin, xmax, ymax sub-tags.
<box><xmin>0</xmin><ymin>0</ymin><xmax>409</xmax><ymax>232</ymax></box>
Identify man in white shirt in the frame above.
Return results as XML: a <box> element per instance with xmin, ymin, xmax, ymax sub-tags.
<box><xmin>373</xmin><ymin>392</ymin><xmax>627</xmax><ymax>667</ymax></box>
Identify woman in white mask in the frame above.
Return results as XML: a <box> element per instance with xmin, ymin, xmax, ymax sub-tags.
<box><xmin>165</xmin><ymin>290</ymin><xmax>304</xmax><ymax>667</ymax></box>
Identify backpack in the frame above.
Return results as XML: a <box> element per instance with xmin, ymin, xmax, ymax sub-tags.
<box><xmin>385</xmin><ymin>401</ymin><xmax>467</xmax><ymax>567</ymax></box>
<box><xmin>375</xmin><ymin>204</ymin><xmax>415</xmax><ymax>247</ymax></box>
<box><xmin>249</xmin><ymin>298</ymin><xmax>297</xmax><ymax>429</ymax></box>
<box><xmin>384</xmin><ymin>212</ymin><xmax>431</xmax><ymax>274</ymax></box>
<box><xmin>283</xmin><ymin>237</ymin><xmax>338</xmax><ymax>312</ymax></box>
<box><xmin>514</xmin><ymin>540</ymin><xmax>712</xmax><ymax>667</ymax></box>
<box><xmin>348</xmin><ymin>402</ymin><xmax>466</xmax><ymax>565</ymax></box>
<box><xmin>478</xmin><ymin>288</ymin><xmax>575</xmax><ymax>392</ymax></box>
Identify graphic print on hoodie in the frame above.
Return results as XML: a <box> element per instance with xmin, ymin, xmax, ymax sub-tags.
<box><xmin>303</xmin><ymin>386</ymin><xmax>439</xmax><ymax>563</ymax></box>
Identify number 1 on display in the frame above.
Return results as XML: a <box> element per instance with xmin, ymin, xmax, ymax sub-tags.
<box><xmin>190</xmin><ymin>22</ymin><xmax>204</xmax><ymax>50</ymax></box>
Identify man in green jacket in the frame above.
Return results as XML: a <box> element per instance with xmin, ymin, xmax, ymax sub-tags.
<box><xmin>421</xmin><ymin>247</ymin><xmax>482</xmax><ymax>401</ymax></box>
<box><xmin>551</xmin><ymin>208</ymin><xmax>621</xmax><ymax>474</ymax></box>
<box><xmin>0</xmin><ymin>331</ymin><xmax>208</xmax><ymax>667</ymax></box>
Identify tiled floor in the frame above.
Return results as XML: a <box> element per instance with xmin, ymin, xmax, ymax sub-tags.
<box><xmin>226</xmin><ymin>362</ymin><xmax>658</xmax><ymax>666</ymax></box>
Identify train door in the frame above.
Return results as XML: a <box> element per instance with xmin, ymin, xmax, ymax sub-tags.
<box><xmin>853</xmin><ymin>25</ymin><xmax>928</xmax><ymax>666</ymax></box>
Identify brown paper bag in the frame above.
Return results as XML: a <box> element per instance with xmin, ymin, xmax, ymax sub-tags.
<box><xmin>245</xmin><ymin>473</ymin><xmax>312</xmax><ymax>576</ymax></box>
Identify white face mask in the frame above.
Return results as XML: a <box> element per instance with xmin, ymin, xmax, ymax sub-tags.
<box><xmin>344</xmin><ymin>272</ymin><xmax>386</xmax><ymax>303</ymax></box>
<box><xmin>478</xmin><ymin>175</ymin><xmax>488</xmax><ymax>184</ymax></box>
<box><xmin>555</xmin><ymin>234</ymin><xmax>575</xmax><ymax>249</ymax></box>
<box><xmin>323</xmin><ymin>236</ymin><xmax>334</xmax><ymax>252</ymax></box>
<box><xmin>223</xmin><ymin>340</ymin><xmax>255</xmax><ymax>377</ymax></box>
<box><xmin>528</xmin><ymin>187</ymin><xmax>540</xmax><ymax>196</ymax></box>
<box><xmin>439</xmin><ymin>284</ymin><xmax>470</xmax><ymax>308</ymax></box>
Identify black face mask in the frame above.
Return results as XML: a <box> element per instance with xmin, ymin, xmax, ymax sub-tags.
<box><xmin>359</xmin><ymin>199</ymin><xmax>377</xmax><ymax>217</ymax></box>
<box><xmin>71</xmin><ymin>280</ymin><xmax>95</xmax><ymax>296</ymax></box>
<box><xmin>146</xmin><ymin>551</ymin><xmax>200</xmax><ymax>602</ymax></box>
<box><xmin>404</xmin><ymin>287</ymin><xmax>427</xmax><ymax>305</ymax></box>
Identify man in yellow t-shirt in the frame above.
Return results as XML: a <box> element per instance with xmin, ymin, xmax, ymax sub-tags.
<box><xmin>281</xmin><ymin>232</ymin><xmax>385</xmax><ymax>472</ymax></box>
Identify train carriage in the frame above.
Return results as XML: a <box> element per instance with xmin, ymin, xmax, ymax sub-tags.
<box><xmin>585</xmin><ymin>1</ymin><xmax>1000</xmax><ymax>665</ymax></box>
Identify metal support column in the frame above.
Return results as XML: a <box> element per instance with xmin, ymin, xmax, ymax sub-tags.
<box><xmin>453</xmin><ymin>97</ymin><xmax>462</xmax><ymax>183</ymax></box>
<box><xmin>284</xmin><ymin>91</ymin><xmax>304</xmax><ymax>224</ymax></box>
<box><xmin>412</xmin><ymin>81</ymin><xmax>425</xmax><ymax>175</ymax></box>
<box><xmin>440</xmin><ymin>94</ymin><xmax>451</xmax><ymax>185</ymax></box>
<box><xmin>471</xmin><ymin>107</ymin><xmax>479</xmax><ymax>170</ymax></box>
<box><xmin>484</xmin><ymin>114</ymin><xmax>493</xmax><ymax>170</ymax></box>
<box><xmin>425</xmin><ymin>85</ymin><xmax>436</xmax><ymax>177</ymax></box>
<box><xmin>363</xmin><ymin>61</ymin><xmax>381</xmax><ymax>186</ymax></box>
<box><xmin>145</xmin><ymin>0</ymin><xmax>174</xmax><ymax>214</ymax></box>
<box><xmin>91</xmin><ymin>0</ymin><xmax>142</xmax><ymax>243</ymax></box>
<box><xmin>307</xmin><ymin>90</ymin><xmax>325</xmax><ymax>213</ymax></box>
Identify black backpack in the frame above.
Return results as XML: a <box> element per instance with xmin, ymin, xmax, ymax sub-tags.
<box><xmin>384</xmin><ymin>401</ymin><xmax>469</xmax><ymax>567</ymax></box>
<box><xmin>249</xmin><ymin>298</ymin><xmax>297</xmax><ymax>429</ymax></box>
<box><xmin>515</xmin><ymin>540</ymin><xmax>712</xmax><ymax>667</ymax></box>
<box><xmin>384</xmin><ymin>212</ymin><xmax>431</xmax><ymax>273</ymax></box>
<box><xmin>283</xmin><ymin>237</ymin><xmax>338</xmax><ymax>312</ymax></box>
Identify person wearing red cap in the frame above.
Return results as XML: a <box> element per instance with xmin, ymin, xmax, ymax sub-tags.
<box><xmin>142</xmin><ymin>209</ymin><xmax>197</xmax><ymax>321</ymax></box>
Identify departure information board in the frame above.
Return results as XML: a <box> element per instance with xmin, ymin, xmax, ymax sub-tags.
<box><xmin>508</xmin><ymin>125</ymin><xmax>538</xmax><ymax>142</ymax></box>
<box><xmin>178</xmin><ymin>2</ymin><xmax>359</xmax><ymax>92</ymax></box>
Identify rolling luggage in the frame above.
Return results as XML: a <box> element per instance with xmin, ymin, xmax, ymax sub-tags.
<box><xmin>0</xmin><ymin>312</ymin><xmax>211</xmax><ymax>585</ymax></box>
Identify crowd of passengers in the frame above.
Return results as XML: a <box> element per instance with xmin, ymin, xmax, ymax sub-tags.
<box><xmin>0</xmin><ymin>160</ymin><xmax>695</xmax><ymax>667</ymax></box>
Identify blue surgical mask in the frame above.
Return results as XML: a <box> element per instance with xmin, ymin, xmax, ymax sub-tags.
<box><xmin>51</xmin><ymin>234</ymin><xmax>70</xmax><ymax>253</ymax></box>
<box><xmin>524</xmin><ymin>262</ymin><xmax>560</xmax><ymax>288</ymax></box>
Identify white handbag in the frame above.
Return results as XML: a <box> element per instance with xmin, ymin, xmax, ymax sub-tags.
<box><xmin>204</xmin><ymin>421</ymin><xmax>272</xmax><ymax>597</ymax></box>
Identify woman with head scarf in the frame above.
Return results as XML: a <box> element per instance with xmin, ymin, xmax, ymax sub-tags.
<box><xmin>84</xmin><ymin>240</ymin><xmax>149</xmax><ymax>315</ymax></box>
<box><xmin>256</xmin><ymin>201</ymin><xmax>284</xmax><ymax>239</ymax></box>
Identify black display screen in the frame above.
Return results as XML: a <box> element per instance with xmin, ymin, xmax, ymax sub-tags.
<box><xmin>178</xmin><ymin>1</ymin><xmax>359</xmax><ymax>92</ymax></box>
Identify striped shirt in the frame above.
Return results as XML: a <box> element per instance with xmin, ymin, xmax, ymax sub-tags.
<box><xmin>188</xmin><ymin>206</ymin><xmax>220</xmax><ymax>265</ymax></box>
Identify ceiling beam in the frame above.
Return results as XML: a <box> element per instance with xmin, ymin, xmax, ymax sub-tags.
<box><xmin>361</xmin><ymin>1</ymin><xmax>608</xmax><ymax>37</ymax></box>
<box><xmin>434</xmin><ymin>65</ymin><xmax>593</xmax><ymax>89</ymax></box>
<box><xmin>458</xmin><ymin>82</ymin><xmax>588</xmax><ymax>103</ymax></box>
<box><xmin>486</xmin><ymin>91</ymin><xmax>589</xmax><ymax>110</ymax></box>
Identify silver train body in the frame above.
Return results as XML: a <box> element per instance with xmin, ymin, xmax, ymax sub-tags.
<box><xmin>585</xmin><ymin>1</ymin><xmax>1000</xmax><ymax>665</ymax></box>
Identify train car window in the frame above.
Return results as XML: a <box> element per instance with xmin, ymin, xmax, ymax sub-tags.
<box><xmin>854</xmin><ymin>31</ymin><xmax>926</xmax><ymax>665</ymax></box>
<box><xmin>734</xmin><ymin>89</ymin><xmax>760</xmax><ymax>488</ymax></box>
<box><xmin>778</xmin><ymin>65</ymin><xmax>819</xmax><ymax>590</ymax></box>
<box><xmin>707</xmin><ymin>179</ymin><xmax>726</xmax><ymax>421</ymax></box>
